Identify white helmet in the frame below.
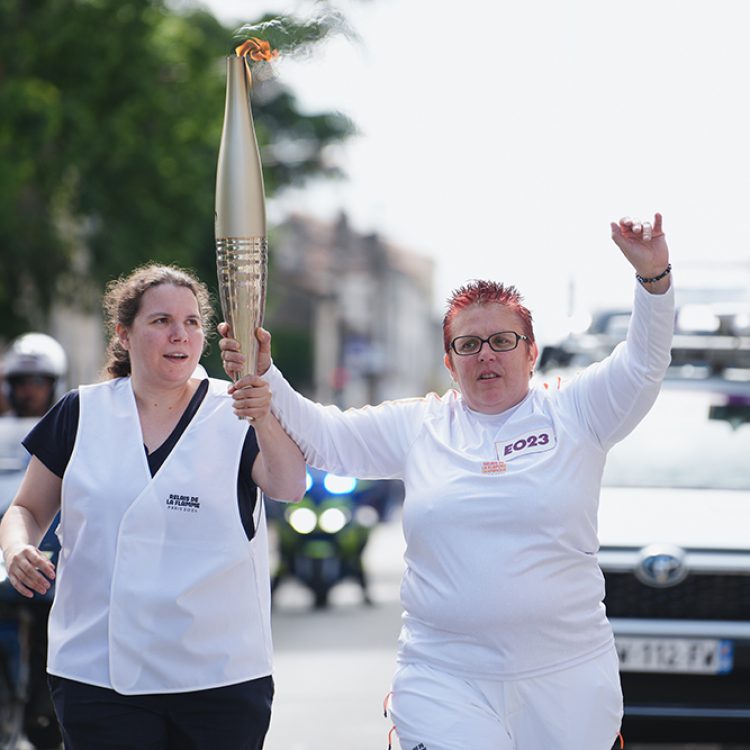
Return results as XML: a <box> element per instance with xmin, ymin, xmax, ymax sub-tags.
<box><xmin>3</xmin><ymin>334</ymin><xmax>68</xmax><ymax>416</ymax></box>
<box><xmin>4</xmin><ymin>333</ymin><xmax>68</xmax><ymax>380</ymax></box>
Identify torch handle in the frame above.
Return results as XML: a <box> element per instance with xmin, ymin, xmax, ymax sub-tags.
<box><xmin>216</xmin><ymin>236</ymin><xmax>268</xmax><ymax>378</ymax></box>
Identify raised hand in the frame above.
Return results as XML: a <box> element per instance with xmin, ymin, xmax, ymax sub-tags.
<box><xmin>610</xmin><ymin>213</ymin><xmax>671</xmax><ymax>293</ymax></box>
<box><xmin>217</xmin><ymin>323</ymin><xmax>273</xmax><ymax>379</ymax></box>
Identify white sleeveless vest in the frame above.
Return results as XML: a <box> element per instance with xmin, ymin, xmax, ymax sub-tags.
<box><xmin>48</xmin><ymin>377</ymin><xmax>273</xmax><ymax>694</ymax></box>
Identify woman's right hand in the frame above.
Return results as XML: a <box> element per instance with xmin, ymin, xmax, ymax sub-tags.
<box><xmin>3</xmin><ymin>544</ymin><xmax>55</xmax><ymax>598</ymax></box>
<box><xmin>217</xmin><ymin>324</ymin><xmax>273</xmax><ymax>379</ymax></box>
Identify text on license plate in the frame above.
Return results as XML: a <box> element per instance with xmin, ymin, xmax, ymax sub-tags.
<box><xmin>615</xmin><ymin>637</ymin><xmax>734</xmax><ymax>674</ymax></box>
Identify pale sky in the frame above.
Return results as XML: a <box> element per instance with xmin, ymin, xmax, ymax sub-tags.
<box><xmin>198</xmin><ymin>0</ymin><xmax>750</xmax><ymax>342</ymax></box>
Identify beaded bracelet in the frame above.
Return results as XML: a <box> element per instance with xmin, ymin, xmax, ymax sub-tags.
<box><xmin>636</xmin><ymin>263</ymin><xmax>671</xmax><ymax>284</ymax></box>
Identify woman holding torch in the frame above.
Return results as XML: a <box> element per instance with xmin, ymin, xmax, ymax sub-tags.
<box><xmin>0</xmin><ymin>263</ymin><xmax>306</xmax><ymax>750</ymax></box>
<box><xmin>220</xmin><ymin>215</ymin><xmax>674</xmax><ymax>749</ymax></box>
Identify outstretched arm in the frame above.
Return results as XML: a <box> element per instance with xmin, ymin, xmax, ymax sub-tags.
<box><xmin>566</xmin><ymin>212</ymin><xmax>674</xmax><ymax>448</ymax></box>
<box><xmin>219</xmin><ymin>325</ymin><xmax>423</xmax><ymax>479</ymax></box>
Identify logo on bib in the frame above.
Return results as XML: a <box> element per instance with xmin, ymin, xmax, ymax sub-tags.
<box><xmin>481</xmin><ymin>460</ymin><xmax>507</xmax><ymax>474</ymax></box>
<box><xmin>166</xmin><ymin>493</ymin><xmax>200</xmax><ymax>513</ymax></box>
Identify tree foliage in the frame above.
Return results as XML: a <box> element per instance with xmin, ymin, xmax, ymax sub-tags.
<box><xmin>0</xmin><ymin>0</ymin><xmax>353</xmax><ymax>339</ymax></box>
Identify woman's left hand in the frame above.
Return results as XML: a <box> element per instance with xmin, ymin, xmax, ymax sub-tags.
<box><xmin>227</xmin><ymin>375</ymin><xmax>272</xmax><ymax>423</ymax></box>
<box><xmin>610</xmin><ymin>213</ymin><xmax>670</xmax><ymax>284</ymax></box>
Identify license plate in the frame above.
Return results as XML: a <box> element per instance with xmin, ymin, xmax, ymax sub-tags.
<box><xmin>615</xmin><ymin>636</ymin><xmax>734</xmax><ymax>674</ymax></box>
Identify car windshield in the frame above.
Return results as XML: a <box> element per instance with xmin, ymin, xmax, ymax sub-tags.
<box><xmin>602</xmin><ymin>387</ymin><xmax>750</xmax><ymax>490</ymax></box>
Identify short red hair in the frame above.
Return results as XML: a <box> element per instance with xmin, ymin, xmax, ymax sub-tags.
<box><xmin>442</xmin><ymin>280</ymin><xmax>535</xmax><ymax>354</ymax></box>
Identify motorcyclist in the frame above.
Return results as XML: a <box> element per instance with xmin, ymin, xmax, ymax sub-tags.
<box><xmin>272</xmin><ymin>467</ymin><xmax>381</xmax><ymax>608</ymax></box>
<box><xmin>3</xmin><ymin>334</ymin><xmax>67</xmax><ymax>419</ymax></box>
<box><xmin>1</xmin><ymin>333</ymin><xmax>66</xmax><ymax>749</ymax></box>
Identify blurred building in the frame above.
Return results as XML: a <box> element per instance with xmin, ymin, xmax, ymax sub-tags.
<box><xmin>1</xmin><ymin>212</ymin><xmax>443</xmax><ymax>405</ymax></box>
<box><xmin>268</xmin><ymin>212</ymin><xmax>442</xmax><ymax>406</ymax></box>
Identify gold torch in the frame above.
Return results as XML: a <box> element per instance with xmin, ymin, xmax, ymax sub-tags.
<box><xmin>215</xmin><ymin>39</ymin><xmax>277</xmax><ymax>377</ymax></box>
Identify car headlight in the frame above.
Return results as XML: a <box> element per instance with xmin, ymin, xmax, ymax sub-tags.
<box><xmin>287</xmin><ymin>507</ymin><xmax>317</xmax><ymax>534</ymax></box>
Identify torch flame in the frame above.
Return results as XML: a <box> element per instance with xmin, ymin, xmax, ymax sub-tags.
<box><xmin>235</xmin><ymin>37</ymin><xmax>279</xmax><ymax>61</ymax></box>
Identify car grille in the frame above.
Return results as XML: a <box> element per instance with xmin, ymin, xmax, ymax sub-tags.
<box><xmin>604</xmin><ymin>572</ymin><xmax>750</xmax><ymax>620</ymax></box>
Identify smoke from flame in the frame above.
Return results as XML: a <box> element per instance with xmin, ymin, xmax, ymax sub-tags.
<box><xmin>236</xmin><ymin>9</ymin><xmax>360</xmax><ymax>61</ymax></box>
<box><xmin>235</xmin><ymin>37</ymin><xmax>279</xmax><ymax>61</ymax></box>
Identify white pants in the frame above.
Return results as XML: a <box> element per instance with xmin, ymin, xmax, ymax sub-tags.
<box><xmin>389</xmin><ymin>647</ymin><xmax>623</xmax><ymax>750</ymax></box>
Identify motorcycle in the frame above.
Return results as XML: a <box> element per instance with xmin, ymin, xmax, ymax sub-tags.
<box><xmin>0</xmin><ymin>577</ymin><xmax>30</xmax><ymax>749</ymax></box>
<box><xmin>271</xmin><ymin>468</ymin><xmax>384</xmax><ymax>608</ymax></box>
<box><xmin>0</xmin><ymin>419</ymin><xmax>61</xmax><ymax>750</ymax></box>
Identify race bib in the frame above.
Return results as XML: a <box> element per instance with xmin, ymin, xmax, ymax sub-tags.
<box><xmin>496</xmin><ymin>429</ymin><xmax>556</xmax><ymax>461</ymax></box>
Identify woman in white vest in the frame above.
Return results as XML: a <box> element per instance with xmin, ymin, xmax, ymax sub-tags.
<box><xmin>0</xmin><ymin>264</ymin><xmax>306</xmax><ymax>750</ymax></box>
<box><xmin>220</xmin><ymin>216</ymin><xmax>674</xmax><ymax>750</ymax></box>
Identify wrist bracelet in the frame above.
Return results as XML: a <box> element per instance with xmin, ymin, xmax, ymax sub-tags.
<box><xmin>636</xmin><ymin>263</ymin><xmax>671</xmax><ymax>284</ymax></box>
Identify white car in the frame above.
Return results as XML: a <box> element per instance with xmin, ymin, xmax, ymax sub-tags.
<box><xmin>597</xmin><ymin>379</ymin><xmax>750</xmax><ymax>743</ymax></box>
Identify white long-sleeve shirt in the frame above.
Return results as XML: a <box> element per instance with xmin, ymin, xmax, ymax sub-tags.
<box><xmin>265</xmin><ymin>282</ymin><xmax>674</xmax><ymax>679</ymax></box>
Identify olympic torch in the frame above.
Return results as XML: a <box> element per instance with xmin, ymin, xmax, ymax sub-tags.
<box><xmin>215</xmin><ymin>40</ymin><xmax>276</xmax><ymax>377</ymax></box>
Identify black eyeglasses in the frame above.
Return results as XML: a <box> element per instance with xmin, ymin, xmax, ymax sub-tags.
<box><xmin>450</xmin><ymin>331</ymin><xmax>528</xmax><ymax>356</ymax></box>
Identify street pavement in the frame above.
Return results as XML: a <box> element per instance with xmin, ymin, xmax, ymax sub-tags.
<box><xmin>264</xmin><ymin>517</ymin><xmax>406</xmax><ymax>750</ymax></box>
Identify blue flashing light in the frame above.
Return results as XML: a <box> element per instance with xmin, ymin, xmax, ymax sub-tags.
<box><xmin>323</xmin><ymin>473</ymin><xmax>358</xmax><ymax>495</ymax></box>
<box><xmin>305</xmin><ymin>470</ymin><xmax>313</xmax><ymax>492</ymax></box>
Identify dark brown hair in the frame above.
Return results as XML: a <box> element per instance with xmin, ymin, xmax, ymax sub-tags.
<box><xmin>102</xmin><ymin>264</ymin><xmax>213</xmax><ymax>379</ymax></box>
<box><xmin>442</xmin><ymin>280</ymin><xmax>535</xmax><ymax>354</ymax></box>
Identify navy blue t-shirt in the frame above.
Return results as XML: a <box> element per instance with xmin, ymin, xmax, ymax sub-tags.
<box><xmin>23</xmin><ymin>379</ymin><xmax>261</xmax><ymax>540</ymax></box>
